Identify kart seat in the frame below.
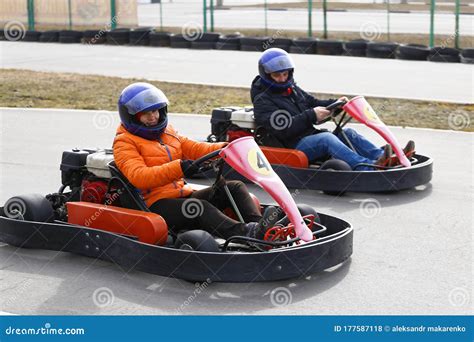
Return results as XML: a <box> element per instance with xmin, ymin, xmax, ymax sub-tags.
<box><xmin>107</xmin><ymin>161</ymin><xmax>150</xmax><ymax>212</ymax></box>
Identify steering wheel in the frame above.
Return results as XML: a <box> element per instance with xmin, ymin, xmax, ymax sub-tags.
<box><xmin>325</xmin><ymin>100</ymin><xmax>347</xmax><ymax>117</ymax></box>
<box><xmin>190</xmin><ymin>149</ymin><xmax>223</xmax><ymax>174</ymax></box>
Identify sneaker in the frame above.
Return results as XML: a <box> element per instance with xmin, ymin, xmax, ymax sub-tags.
<box><xmin>403</xmin><ymin>140</ymin><xmax>416</xmax><ymax>158</ymax></box>
<box><xmin>375</xmin><ymin>144</ymin><xmax>393</xmax><ymax>168</ymax></box>
<box><xmin>245</xmin><ymin>206</ymin><xmax>280</xmax><ymax>240</ymax></box>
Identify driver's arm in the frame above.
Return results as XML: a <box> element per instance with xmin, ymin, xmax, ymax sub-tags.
<box><xmin>299</xmin><ymin>88</ymin><xmax>337</xmax><ymax>108</ymax></box>
<box><xmin>179</xmin><ymin>135</ymin><xmax>227</xmax><ymax>160</ymax></box>
<box><xmin>113</xmin><ymin>136</ymin><xmax>183</xmax><ymax>189</ymax></box>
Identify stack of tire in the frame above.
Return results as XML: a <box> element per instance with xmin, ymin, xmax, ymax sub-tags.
<box><xmin>149</xmin><ymin>31</ymin><xmax>173</xmax><ymax>47</ymax></box>
<box><xmin>82</xmin><ymin>30</ymin><xmax>106</xmax><ymax>44</ymax></box>
<box><xmin>428</xmin><ymin>46</ymin><xmax>460</xmax><ymax>63</ymax></box>
<box><xmin>170</xmin><ymin>34</ymin><xmax>191</xmax><ymax>48</ymax></box>
<box><xmin>39</xmin><ymin>30</ymin><xmax>60</xmax><ymax>43</ymax></box>
<box><xmin>290</xmin><ymin>37</ymin><xmax>318</xmax><ymax>54</ymax></box>
<box><xmin>267</xmin><ymin>38</ymin><xmax>293</xmax><ymax>52</ymax></box>
<box><xmin>240</xmin><ymin>37</ymin><xmax>269</xmax><ymax>52</ymax></box>
<box><xmin>215</xmin><ymin>34</ymin><xmax>242</xmax><ymax>50</ymax></box>
<box><xmin>366</xmin><ymin>42</ymin><xmax>399</xmax><ymax>59</ymax></box>
<box><xmin>59</xmin><ymin>30</ymin><xmax>83</xmax><ymax>43</ymax></box>
<box><xmin>106</xmin><ymin>28</ymin><xmax>130</xmax><ymax>45</ymax></box>
<box><xmin>343</xmin><ymin>39</ymin><xmax>369</xmax><ymax>57</ymax></box>
<box><xmin>191</xmin><ymin>32</ymin><xmax>220</xmax><ymax>49</ymax></box>
<box><xmin>396</xmin><ymin>44</ymin><xmax>430</xmax><ymax>61</ymax></box>
<box><xmin>317</xmin><ymin>40</ymin><xmax>344</xmax><ymax>55</ymax></box>
<box><xmin>460</xmin><ymin>49</ymin><xmax>474</xmax><ymax>64</ymax></box>
<box><xmin>129</xmin><ymin>27</ymin><xmax>153</xmax><ymax>46</ymax></box>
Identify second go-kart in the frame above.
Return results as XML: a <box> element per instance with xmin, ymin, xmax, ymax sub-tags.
<box><xmin>0</xmin><ymin>137</ymin><xmax>353</xmax><ymax>282</ymax></box>
<box><xmin>205</xmin><ymin>96</ymin><xmax>433</xmax><ymax>195</ymax></box>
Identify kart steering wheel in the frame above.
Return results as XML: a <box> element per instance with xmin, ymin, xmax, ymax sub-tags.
<box><xmin>190</xmin><ymin>149</ymin><xmax>223</xmax><ymax>174</ymax></box>
<box><xmin>325</xmin><ymin>100</ymin><xmax>347</xmax><ymax>117</ymax></box>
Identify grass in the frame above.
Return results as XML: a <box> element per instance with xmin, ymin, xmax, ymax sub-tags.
<box><xmin>0</xmin><ymin>69</ymin><xmax>472</xmax><ymax>132</ymax></box>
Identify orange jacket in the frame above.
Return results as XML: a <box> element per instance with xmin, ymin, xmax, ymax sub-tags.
<box><xmin>113</xmin><ymin>124</ymin><xmax>226</xmax><ymax>207</ymax></box>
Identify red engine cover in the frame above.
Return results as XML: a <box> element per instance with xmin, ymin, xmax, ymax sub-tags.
<box><xmin>81</xmin><ymin>179</ymin><xmax>108</xmax><ymax>204</ymax></box>
<box><xmin>227</xmin><ymin>129</ymin><xmax>253</xmax><ymax>142</ymax></box>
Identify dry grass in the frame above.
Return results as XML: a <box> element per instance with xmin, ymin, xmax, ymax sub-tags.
<box><xmin>0</xmin><ymin>69</ymin><xmax>472</xmax><ymax>131</ymax></box>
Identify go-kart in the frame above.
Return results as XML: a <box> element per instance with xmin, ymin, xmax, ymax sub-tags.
<box><xmin>204</xmin><ymin>96</ymin><xmax>433</xmax><ymax>195</ymax></box>
<box><xmin>0</xmin><ymin>137</ymin><xmax>353</xmax><ymax>282</ymax></box>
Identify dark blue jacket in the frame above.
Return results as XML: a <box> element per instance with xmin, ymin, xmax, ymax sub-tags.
<box><xmin>251</xmin><ymin>76</ymin><xmax>336</xmax><ymax>148</ymax></box>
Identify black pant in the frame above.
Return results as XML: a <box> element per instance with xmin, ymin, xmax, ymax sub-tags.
<box><xmin>149</xmin><ymin>180</ymin><xmax>262</xmax><ymax>239</ymax></box>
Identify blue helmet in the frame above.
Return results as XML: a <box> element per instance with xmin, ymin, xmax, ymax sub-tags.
<box><xmin>118</xmin><ymin>82</ymin><xmax>169</xmax><ymax>140</ymax></box>
<box><xmin>258</xmin><ymin>48</ymin><xmax>295</xmax><ymax>89</ymax></box>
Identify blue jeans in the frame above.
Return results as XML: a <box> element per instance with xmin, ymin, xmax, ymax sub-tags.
<box><xmin>295</xmin><ymin>128</ymin><xmax>384</xmax><ymax>170</ymax></box>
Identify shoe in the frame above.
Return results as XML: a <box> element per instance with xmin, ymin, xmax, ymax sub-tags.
<box><xmin>403</xmin><ymin>140</ymin><xmax>416</xmax><ymax>158</ymax></box>
<box><xmin>375</xmin><ymin>144</ymin><xmax>393</xmax><ymax>168</ymax></box>
<box><xmin>245</xmin><ymin>206</ymin><xmax>280</xmax><ymax>240</ymax></box>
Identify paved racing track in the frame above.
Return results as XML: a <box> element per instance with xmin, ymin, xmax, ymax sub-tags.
<box><xmin>0</xmin><ymin>108</ymin><xmax>471</xmax><ymax>315</ymax></box>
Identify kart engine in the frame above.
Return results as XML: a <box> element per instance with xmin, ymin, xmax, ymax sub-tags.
<box><xmin>60</xmin><ymin>148</ymin><xmax>116</xmax><ymax>204</ymax></box>
<box><xmin>209</xmin><ymin>107</ymin><xmax>256</xmax><ymax>142</ymax></box>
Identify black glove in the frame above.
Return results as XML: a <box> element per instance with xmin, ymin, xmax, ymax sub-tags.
<box><xmin>180</xmin><ymin>160</ymin><xmax>199</xmax><ymax>178</ymax></box>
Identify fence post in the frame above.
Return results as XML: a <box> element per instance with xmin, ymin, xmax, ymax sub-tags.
<box><xmin>429</xmin><ymin>0</ymin><xmax>435</xmax><ymax>47</ymax></box>
<box><xmin>323</xmin><ymin>0</ymin><xmax>328</xmax><ymax>39</ymax></box>
<box><xmin>210</xmin><ymin>0</ymin><xmax>214</xmax><ymax>32</ymax></box>
<box><xmin>27</xmin><ymin>0</ymin><xmax>35</xmax><ymax>31</ymax></box>
<box><xmin>68</xmin><ymin>0</ymin><xmax>72</xmax><ymax>30</ymax></box>
<box><xmin>454</xmin><ymin>0</ymin><xmax>460</xmax><ymax>49</ymax></box>
<box><xmin>203</xmin><ymin>0</ymin><xmax>207</xmax><ymax>33</ymax></box>
<box><xmin>264</xmin><ymin>0</ymin><xmax>268</xmax><ymax>36</ymax></box>
<box><xmin>110</xmin><ymin>0</ymin><xmax>117</xmax><ymax>29</ymax></box>
<box><xmin>308</xmin><ymin>0</ymin><xmax>312</xmax><ymax>38</ymax></box>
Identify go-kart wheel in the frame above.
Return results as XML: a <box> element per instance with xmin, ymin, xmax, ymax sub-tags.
<box><xmin>3</xmin><ymin>194</ymin><xmax>54</xmax><ymax>222</ymax></box>
<box><xmin>320</xmin><ymin>160</ymin><xmax>351</xmax><ymax>196</ymax></box>
<box><xmin>174</xmin><ymin>230</ymin><xmax>220</xmax><ymax>252</ymax></box>
<box><xmin>274</xmin><ymin>204</ymin><xmax>321</xmax><ymax>229</ymax></box>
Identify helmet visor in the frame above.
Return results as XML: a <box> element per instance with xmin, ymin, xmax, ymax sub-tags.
<box><xmin>124</xmin><ymin>87</ymin><xmax>168</xmax><ymax>115</ymax></box>
<box><xmin>262</xmin><ymin>55</ymin><xmax>295</xmax><ymax>74</ymax></box>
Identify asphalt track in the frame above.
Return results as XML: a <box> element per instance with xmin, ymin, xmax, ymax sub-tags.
<box><xmin>1</xmin><ymin>41</ymin><xmax>473</xmax><ymax>104</ymax></box>
<box><xmin>137</xmin><ymin>1</ymin><xmax>474</xmax><ymax>35</ymax></box>
<box><xmin>0</xmin><ymin>108</ymin><xmax>472</xmax><ymax>315</ymax></box>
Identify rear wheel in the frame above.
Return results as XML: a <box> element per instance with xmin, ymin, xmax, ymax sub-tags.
<box><xmin>320</xmin><ymin>159</ymin><xmax>351</xmax><ymax>196</ymax></box>
<box><xmin>3</xmin><ymin>194</ymin><xmax>54</xmax><ymax>222</ymax></box>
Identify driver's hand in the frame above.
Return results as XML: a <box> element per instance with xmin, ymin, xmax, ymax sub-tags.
<box><xmin>180</xmin><ymin>159</ymin><xmax>199</xmax><ymax>178</ymax></box>
<box><xmin>338</xmin><ymin>96</ymin><xmax>349</xmax><ymax>102</ymax></box>
<box><xmin>314</xmin><ymin>107</ymin><xmax>331</xmax><ymax>122</ymax></box>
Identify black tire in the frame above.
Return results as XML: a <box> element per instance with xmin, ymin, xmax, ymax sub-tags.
<box><xmin>82</xmin><ymin>30</ymin><xmax>106</xmax><ymax>44</ymax></box>
<box><xmin>320</xmin><ymin>159</ymin><xmax>352</xmax><ymax>196</ymax></box>
<box><xmin>316</xmin><ymin>40</ymin><xmax>344</xmax><ymax>55</ymax></box>
<box><xmin>218</xmin><ymin>34</ymin><xmax>242</xmax><ymax>45</ymax></box>
<box><xmin>193</xmin><ymin>32</ymin><xmax>220</xmax><ymax>43</ymax></box>
<box><xmin>107</xmin><ymin>28</ymin><xmax>130</xmax><ymax>45</ymax></box>
<box><xmin>3</xmin><ymin>194</ymin><xmax>54</xmax><ymax>223</ymax></box>
<box><xmin>396</xmin><ymin>43</ymin><xmax>430</xmax><ymax>61</ymax></box>
<box><xmin>174</xmin><ymin>230</ymin><xmax>220</xmax><ymax>252</ymax></box>
<box><xmin>190</xmin><ymin>41</ymin><xmax>216</xmax><ymax>49</ymax></box>
<box><xmin>39</xmin><ymin>30</ymin><xmax>59</xmax><ymax>43</ymax></box>
<box><xmin>366</xmin><ymin>42</ymin><xmax>399</xmax><ymax>59</ymax></box>
<box><xmin>149</xmin><ymin>31</ymin><xmax>172</xmax><ymax>47</ymax></box>
<box><xmin>265</xmin><ymin>38</ymin><xmax>292</xmax><ymax>52</ymax></box>
<box><xmin>240</xmin><ymin>37</ymin><xmax>269</xmax><ymax>51</ymax></box>
<box><xmin>460</xmin><ymin>48</ymin><xmax>474</xmax><ymax>64</ymax></box>
<box><xmin>59</xmin><ymin>36</ymin><xmax>81</xmax><ymax>44</ymax></box>
<box><xmin>129</xmin><ymin>28</ymin><xmax>151</xmax><ymax>46</ymax></box>
<box><xmin>215</xmin><ymin>41</ymin><xmax>240</xmax><ymax>50</ymax></box>
<box><xmin>59</xmin><ymin>31</ymin><xmax>83</xmax><ymax>44</ymax></box>
<box><xmin>428</xmin><ymin>46</ymin><xmax>460</xmax><ymax>63</ymax></box>
<box><xmin>170</xmin><ymin>34</ymin><xmax>191</xmax><ymax>48</ymax></box>
<box><xmin>343</xmin><ymin>39</ymin><xmax>368</xmax><ymax>57</ymax></box>
<box><xmin>290</xmin><ymin>38</ymin><xmax>318</xmax><ymax>54</ymax></box>
<box><xmin>59</xmin><ymin>30</ymin><xmax>83</xmax><ymax>38</ymax></box>
<box><xmin>23</xmin><ymin>30</ymin><xmax>41</xmax><ymax>42</ymax></box>
<box><xmin>274</xmin><ymin>204</ymin><xmax>321</xmax><ymax>229</ymax></box>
